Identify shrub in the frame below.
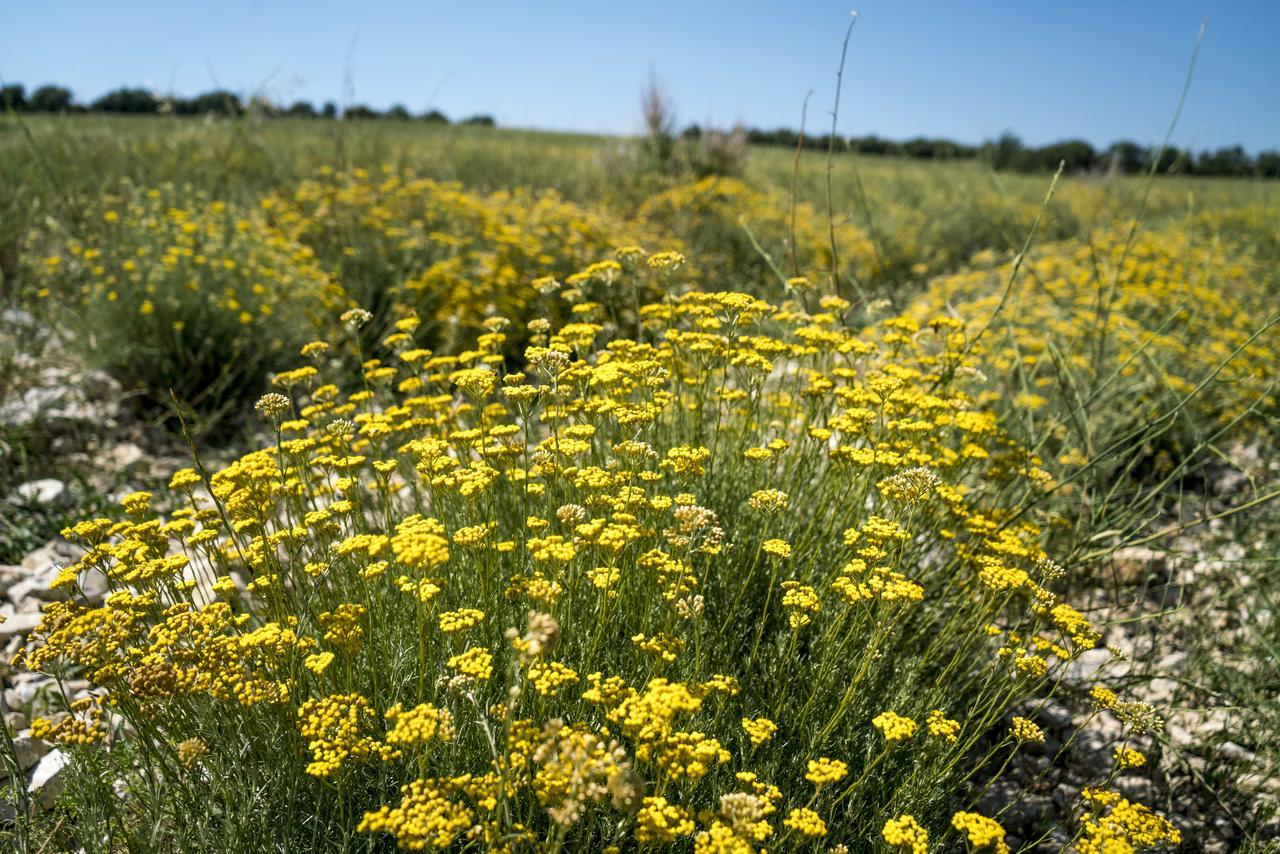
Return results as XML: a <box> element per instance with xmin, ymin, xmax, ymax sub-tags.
<box><xmin>636</xmin><ymin>177</ymin><xmax>876</xmax><ymax>291</ymax></box>
<box><xmin>263</xmin><ymin>167</ymin><xmax>673</xmax><ymax>349</ymax></box>
<box><xmin>21</xmin><ymin>274</ymin><xmax>1180</xmax><ymax>851</ymax></box>
<box><xmin>33</xmin><ymin>185</ymin><xmax>332</xmax><ymax>429</ymax></box>
<box><xmin>908</xmin><ymin>226</ymin><xmax>1278</xmax><ymax>459</ymax></box>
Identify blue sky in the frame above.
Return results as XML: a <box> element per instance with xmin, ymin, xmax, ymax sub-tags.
<box><xmin>4</xmin><ymin>2</ymin><xmax>1277</xmax><ymax>151</ymax></box>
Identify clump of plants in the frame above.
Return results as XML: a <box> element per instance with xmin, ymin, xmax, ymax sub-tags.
<box><xmin>29</xmin><ymin>185</ymin><xmax>333</xmax><ymax>430</ymax></box>
<box><xmin>263</xmin><ymin>166</ymin><xmax>673</xmax><ymax>349</ymax></box>
<box><xmin>18</xmin><ymin>253</ymin><xmax>1182</xmax><ymax>851</ymax></box>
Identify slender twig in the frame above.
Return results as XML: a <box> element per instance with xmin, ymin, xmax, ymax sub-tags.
<box><xmin>965</xmin><ymin>161</ymin><xmax>1065</xmax><ymax>354</ymax></box>
<box><xmin>789</xmin><ymin>89</ymin><xmax>814</xmax><ymax>278</ymax></box>
<box><xmin>825</xmin><ymin>12</ymin><xmax>859</xmax><ymax>293</ymax></box>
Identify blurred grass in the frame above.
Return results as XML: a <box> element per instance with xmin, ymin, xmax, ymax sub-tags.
<box><xmin>4</xmin><ymin>114</ymin><xmax>1275</xmax><ymax>271</ymax></box>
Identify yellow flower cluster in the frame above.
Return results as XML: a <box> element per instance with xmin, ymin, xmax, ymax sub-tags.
<box><xmin>882</xmin><ymin>814</ymin><xmax>929</xmax><ymax>853</ymax></box>
<box><xmin>873</xmin><ymin>711</ymin><xmax>919</xmax><ymax>743</ymax></box>
<box><xmin>636</xmin><ymin>176</ymin><xmax>878</xmax><ymax>286</ymax></box>
<box><xmin>740</xmin><ymin>717</ymin><xmax>777</xmax><ymax>746</ymax></box>
<box><xmin>908</xmin><ymin>226</ymin><xmax>1279</xmax><ymax>456</ymax></box>
<box><xmin>34</xmin><ymin>186</ymin><xmax>332</xmax><ymax>416</ymax></box>
<box><xmin>356</xmin><ymin>778</ymin><xmax>475</xmax><ymax>849</ymax></box>
<box><xmin>804</xmin><ymin>757</ymin><xmax>847</xmax><ymax>787</ymax></box>
<box><xmin>297</xmin><ymin>693</ymin><xmax>396</xmax><ymax>778</ymax></box>
<box><xmin>1010</xmin><ymin>716</ymin><xmax>1046</xmax><ymax>743</ymax></box>
<box><xmin>265</xmin><ymin>167</ymin><xmax>673</xmax><ymax>344</ymax></box>
<box><xmin>782</xmin><ymin>806</ymin><xmax>827</xmax><ymax>839</ymax></box>
<box><xmin>384</xmin><ymin>703</ymin><xmax>455</xmax><ymax>751</ymax></box>
<box><xmin>951</xmin><ymin>811</ymin><xmax>1010</xmax><ymax>853</ymax></box>
<box><xmin>1077</xmin><ymin>791</ymin><xmax>1182</xmax><ymax>853</ymax></box>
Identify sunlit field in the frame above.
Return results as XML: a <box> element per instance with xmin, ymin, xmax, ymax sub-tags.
<box><xmin>0</xmin><ymin>114</ymin><xmax>1277</xmax><ymax>853</ymax></box>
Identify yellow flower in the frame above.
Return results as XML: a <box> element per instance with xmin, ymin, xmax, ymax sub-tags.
<box><xmin>1113</xmin><ymin>746</ymin><xmax>1146</xmax><ymax>769</ymax></box>
<box><xmin>782</xmin><ymin>807</ymin><xmax>827</xmax><ymax>839</ymax></box>
<box><xmin>437</xmin><ymin>608</ymin><xmax>485</xmax><ymax>635</ymax></box>
<box><xmin>741</xmin><ymin>717</ymin><xmax>777</xmax><ymax>746</ymax></box>
<box><xmin>882</xmin><ymin>814</ymin><xmax>929</xmax><ymax>853</ymax></box>
<box><xmin>925</xmin><ymin>709</ymin><xmax>961</xmax><ymax>743</ymax></box>
<box><xmin>304</xmin><ymin>651</ymin><xmax>335</xmax><ymax>675</ymax></box>
<box><xmin>747</xmin><ymin>488</ymin><xmax>789</xmax><ymax>514</ymax></box>
<box><xmin>636</xmin><ymin>796</ymin><xmax>695</xmax><ymax>844</ymax></box>
<box><xmin>805</xmin><ymin>757</ymin><xmax>848</xmax><ymax>787</ymax></box>
<box><xmin>384</xmin><ymin>703</ymin><xmax>454</xmax><ymax>749</ymax></box>
<box><xmin>873</xmin><ymin>711</ymin><xmax>918</xmax><ymax>743</ymax></box>
<box><xmin>780</xmin><ymin>581</ymin><xmax>820</xmax><ymax>629</ymax></box>
<box><xmin>358</xmin><ymin>779</ymin><xmax>473</xmax><ymax>849</ymax></box>
<box><xmin>951</xmin><ymin>811</ymin><xmax>1008</xmax><ymax>853</ymax></box>
<box><xmin>447</xmin><ymin>647</ymin><xmax>493</xmax><ymax>682</ymax></box>
<box><xmin>1010</xmin><ymin>716</ymin><xmax>1045</xmax><ymax>743</ymax></box>
<box><xmin>762</xmin><ymin>539</ymin><xmax>792</xmax><ymax>560</ymax></box>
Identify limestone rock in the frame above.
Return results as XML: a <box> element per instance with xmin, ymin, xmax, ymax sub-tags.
<box><xmin>27</xmin><ymin>748</ymin><xmax>68</xmax><ymax>811</ymax></box>
<box><xmin>1109</xmin><ymin>546</ymin><xmax>1168</xmax><ymax>585</ymax></box>
<box><xmin>13</xmin><ymin>479</ymin><xmax>67</xmax><ymax>505</ymax></box>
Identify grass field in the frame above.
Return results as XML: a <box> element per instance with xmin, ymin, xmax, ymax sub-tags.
<box><xmin>0</xmin><ymin>113</ymin><xmax>1277</xmax><ymax>852</ymax></box>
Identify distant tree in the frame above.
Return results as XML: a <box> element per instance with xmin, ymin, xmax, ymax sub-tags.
<box><xmin>460</xmin><ymin>114</ymin><xmax>495</xmax><ymax>127</ymax></box>
<box><xmin>810</xmin><ymin>133</ymin><xmax>842</xmax><ymax>154</ymax></box>
<box><xmin>419</xmin><ymin>109</ymin><xmax>449</xmax><ymax>123</ymax></box>
<box><xmin>286</xmin><ymin>100</ymin><xmax>318</xmax><ymax>118</ymax></box>
<box><xmin>746</xmin><ymin>127</ymin><xmax>788</xmax><ymax>147</ymax></box>
<box><xmin>1037</xmin><ymin>139</ymin><xmax>1097</xmax><ymax>172</ymax></box>
<box><xmin>681</xmin><ymin>124</ymin><xmax>702</xmax><ymax>140</ymax></box>
<box><xmin>982</xmin><ymin>132</ymin><xmax>1029</xmax><ymax>171</ymax></box>
<box><xmin>386</xmin><ymin>104</ymin><xmax>411</xmax><ymax>120</ymax></box>
<box><xmin>0</xmin><ymin>84</ymin><xmax>26</xmax><ymax>111</ymax></box>
<box><xmin>1196</xmin><ymin>145</ymin><xmax>1252</xmax><ymax>177</ymax></box>
<box><xmin>92</xmin><ymin>87</ymin><xmax>159</xmax><ymax>113</ymax></box>
<box><xmin>182</xmin><ymin>90</ymin><xmax>243</xmax><ymax>116</ymax></box>
<box><xmin>247</xmin><ymin>96</ymin><xmax>279</xmax><ymax>117</ymax></box>
<box><xmin>343</xmin><ymin>104</ymin><xmax>380</xmax><ymax>120</ymax></box>
<box><xmin>851</xmin><ymin>135</ymin><xmax>891</xmax><ymax>156</ymax></box>
<box><xmin>321</xmin><ymin>101</ymin><xmax>337</xmax><ymax>119</ymax></box>
<box><xmin>28</xmin><ymin>85</ymin><xmax>73</xmax><ymax>112</ymax></box>
<box><xmin>1154</xmin><ymin>146</ymin><xmax>1188</xmax><ymax>175</ymax></box>
<box><xmin>899</xmin><ymin>136</ymin><xmax>974</xmax><ymax>159</ymax></box>
<box><xmin>639</xmin><ymin>75</ymin><xmax>676</xmax><ymax>169</ymax></box>
<box><xmin>1105</xmin><ymin>140</ymin><xmax>1145</xmax><ymax>174</ymax></box>
<box><xmin>1258</xmin><ymin>150</ymin><xmax>1280</xmax><ymax>179</ymax></box>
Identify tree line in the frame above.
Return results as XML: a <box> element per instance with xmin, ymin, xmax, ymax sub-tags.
<box><xmin>3</xmin><ymin>82</ymin><xmax>1274</xmax><ymax>177</ymax></box>
<box><xmin>0</xmin><ymin>83</ymin><xmax>495</xmax><ymax>127</ymax></box>
<box><xmin>693</xmin><ymin>125</ymin><xmax>1279</xmax><ymax>178</ymax></box>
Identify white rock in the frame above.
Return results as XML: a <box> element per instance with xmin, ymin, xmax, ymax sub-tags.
<box><xmin>27</xmin><ymin>748</ymin><xmax>69</xmax><ymax>810</ymax></box>
<box><xmin>0</xmin><ymin>612</ymin><xmax>43</xmax><ymax>641</ymax></box>
<box><xmin>1167</xmin><ymin>708</ymin><xmax>1233</xmax><ymax>747</ymax></box>
<box><xmin>78</xmin><ymin>369</ymin><xmax>121</xmax><ymax>399</ymax></box>
<box><xmin>80</xmin><ymin>569</ymin><xmax>109</xmax><ymax>605</ymax></box>
<box><xmin>10</xmin><ymin>732</ymin><xmax>51</xmax><ymax>771</ymax></box>
<box><xmin>1109</xmin><ymin>546</ymin><xmax>1168</xmax><ymax>585</ymax></box>
<box><xmin>0</xmin><ymin>566</ymin><xmax>25</xmax><ymax>597</ymax></box>
<box><xmin>1219</xmin><ymin>741</ymin><xmax>1257</xmax><ymax>763</ymax></box>
<box><xmin>104</xmin><ymin>443</ymin><xmax>145</xmax><ymax>470</ymax></box>
<box><xmin>1</xmin><ymin>308</ymin><xmax>35</xmax><ymax>327</ymax></box>
<box><xmin>3</xmin><ymin>673</ymin><xmax>56</xmax><ymax>710</ymax></box>
<box><xmin>1064</xmin><ymin>648</ymin><xmax>1114</xmax><ymax>683</ymax></box>
<box><xmin>1136</xmin><ymin>677</ymin><xmax>1178</xmax><ymax>705</ymax></box>
<box><xmin>14</xmin><ymin>479</ymin><xmax>66</xmax><ymax>505</ymax></box>
<box><xmin>1116</xmin><ymin>777</ymin><xmax>1155</xmax><ymax>803</ymax></box>
<box><xmin>19</xmin><ymin>540</ymin><xmax>81</xmax><ymax>574</ymax></box>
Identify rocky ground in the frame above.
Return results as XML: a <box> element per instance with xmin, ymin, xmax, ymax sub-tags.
<box><xmin>0</xmin><ymin>308</ymin><xmax>187</xmax><ymax>819</ymax></box>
